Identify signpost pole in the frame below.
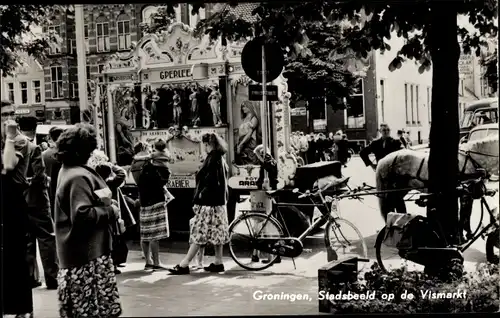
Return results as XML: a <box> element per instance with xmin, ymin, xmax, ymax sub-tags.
<box><xmin>261</xmin><ymin>44</ymin><xmax>268</xmax><ymax>191</ymax></box>
<box><xmin>260</xmin><ymin>42</ymin><xmax>273</xmax><ymax>216</ymax></box>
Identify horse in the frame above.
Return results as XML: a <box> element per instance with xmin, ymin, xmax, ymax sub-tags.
<box><xmin>375</xmin><ymin>136</ymin><xmax>499</xmax><ymax>221</ymax></box>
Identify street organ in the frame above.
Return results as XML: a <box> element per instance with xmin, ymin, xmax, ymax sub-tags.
<box><xmin>99</xmin><ymin>22</ymin><xmax>297</xmax><ymax>231</ymax></box>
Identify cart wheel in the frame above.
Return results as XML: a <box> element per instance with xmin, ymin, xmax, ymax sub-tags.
<box><xmin>486</xmin><ymin>229</ymin><xmax>499</xmax><ymax>265</ymax></box>
<box><xmin>325</xmin><ymin>218</ymin><xmax>367</xmax><ymax>271</ymax></box>
<box><xmin>375</xmin><ymin>227</ymin><xmax>424</xmax><ymax>273</ymax></box>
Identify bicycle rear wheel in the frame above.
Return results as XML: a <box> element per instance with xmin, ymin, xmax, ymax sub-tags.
<box><xmin>325</xmin><ymin>218</ymin><xmax>367</xmax><ymax>271</ymax></box>
<box><xmin>228</xmin><ymin>213</ymin><xmax>285</xmax><ymax>271</ymax></box>
<box><xmin>375</xmin><ymin>227</ymin><xmax>424</xmax><ymax>272</ymax></box>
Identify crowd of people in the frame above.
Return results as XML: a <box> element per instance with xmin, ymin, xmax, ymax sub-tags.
<box><xmin>1</xmin><ymin>108</ymin><xmax>232</xmax><ymax>317</ymax></box>
<box><xmin>291</xmin><ymin>130</ymin><xmax>353</xmax><ymax>165</ymax></box>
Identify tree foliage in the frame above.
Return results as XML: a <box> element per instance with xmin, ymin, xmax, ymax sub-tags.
<box><xmin>145</xmin><ymin>3</ymin><xmax>364</xmax><ymax>109</ymax></box>
<box><xmin>0</xmin><ymin>5</ymin><xmax>65</xmax><ymax>77</ymax></box>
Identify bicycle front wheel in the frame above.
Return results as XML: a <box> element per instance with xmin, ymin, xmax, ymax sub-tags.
<box><xmin>324</xmin><ymin>218</ymin><xmax>367</xmax><ymax>271</ymax></box>
<box><xmin>228</xmin><ymin>212</ymin><xmax>285</xmax><ymax>271</ymax></box>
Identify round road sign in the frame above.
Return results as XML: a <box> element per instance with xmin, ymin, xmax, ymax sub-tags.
<box><xmin>241</xmin><ymin>38</ymin><xmax>284</xmax><ymax>83</ymax></box>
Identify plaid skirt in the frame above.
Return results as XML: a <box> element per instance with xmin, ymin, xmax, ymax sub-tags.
<box><xmin>57</xmin><ymin>254</ymin><xmax>122</xmax><ymax>318</ymax></box>
<box><xmin>189</xmin><ymin>205</ymin><xmax>230</xmax><ymax>245</ymax></box>
<box><xmin>140</xmin><ymin>202</ymin><xmax>170</xmax><ymax>242</ymax></box>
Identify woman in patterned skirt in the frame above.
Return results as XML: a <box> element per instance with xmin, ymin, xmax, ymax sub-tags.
<box><xmin>136</xmin><ymin>139</ymin><xmax>171</xmax><ymax>271</ymax></box>
<box><xmin>54</xmin><ymin>124</ymin><xmax>122</xmax><ymax>317</ymax></box>
<box><xmin>169</xmin><ymin>133</ymin><xmax>229</xmax><ymax>275</ymax></box>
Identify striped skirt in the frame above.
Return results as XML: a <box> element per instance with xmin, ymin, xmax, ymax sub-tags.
<box><xmin>140</xmin><ymin>202</ymin><xmax>170</xmax><ymax>242</ymax></box>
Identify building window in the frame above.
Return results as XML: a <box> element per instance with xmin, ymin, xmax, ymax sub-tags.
<box><xmin>410</xmin><ymin>84</ymin><xmax>415</xmax><ymax>124</ymax></box>
<box><xmin>48</xmin><ymin>25</ymin><xmax>62</xmax><ymax>54</ymax></box>
<box><xmin>180</xmin><ymin>3</ymin><xmax>190</xmax><ymax>25</ymax></box>
<box><xmin>86</xmin><ymin>66</ymin><xmax>91</xmax><ymax>80</ymax></box>
<box><xmin>84</xmin><ymin>24</ymin><xmax>90</xmax><ymax>53</ymax></box>
<box><xmin>346</xmin><ymin>80</ymin><xmax>365</xmax><ymax>129</ymax></box>
<box><xmin>51</xmin><ymin>66</ymin><xmax>63</xmax><ymax>99</ymax></box>
<box><xmin>427</xmin><ymin>86</ymin><xmax>431</xmax><ymax>123</ymax></box>
<box><xmin>32</xmin><ymin>80</ymin><xmax>42</xmax><ymax>104</ymax></box>
<box><xmin>70</xmin><ymin>83</ymin><xmax>79</xmax><ymax>99</ymax></box>
<box><xmin>96</xmin><ymin>21</ymin><xmax>110</xmax><ymax>52</ymax></box>
<box><xmin>70</xmin><ymin>39</ymin><xmax>77</xmax><ymax>55</ymax></box>
<box><xmin>7</xmin><ymin>83</ymin><xmax>15</xmax><ymax>103</ymax></box>
<box><xmin>379</xmin><ymin>79</ymin><xmax>385</xmax><ymax>123</ymax></box>
<box><xmin>480</xmin><ymin>77</ymin><xmax>490</xmax><ymax>97</ymax></box>
<box><xmin>416</xmin><ymin>85</ymin><xmax>420</xmax><ymax>124</ymax></box>
<box><xmin>117</xmin><ymin>15</ymin><xmax>131</xmax><ymax>50</ymax></box>
<box><xmin>20</xmin><ymin>82</ymin><xmax>28</xmax><ymax>105</ymax></box>
<box><xmin>405</xmin><ymin>83</ymin><xmax>409</xmax><ymax>124</ymax></box>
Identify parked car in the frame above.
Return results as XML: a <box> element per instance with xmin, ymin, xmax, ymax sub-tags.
<box><xmin>460</xmin><ymin>123</ymin><xmax>498</xmax><ymax>145</ymax></box>
<box><xmin>460</xmin><ymin>98</ymin><xmax>498</xmax><ymax>140</ymax></box>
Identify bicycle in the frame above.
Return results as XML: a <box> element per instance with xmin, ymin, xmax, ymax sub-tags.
<box><xmin>375</xmin><ymin>175</ymin><xmax>499</xmax><ymax>273</ymax></box>
<box><xmin>227</xmin><ymin>178</ymin><xmax>368</xmax><ymax>271</ymax></box>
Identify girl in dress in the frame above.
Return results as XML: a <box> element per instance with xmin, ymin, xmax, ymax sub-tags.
<box><xmin>169</xmin><ymin>133</ymin><xmax>229</xmax><ymax>274</ymax></box>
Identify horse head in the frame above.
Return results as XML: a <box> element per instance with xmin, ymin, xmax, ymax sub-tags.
<box><xmin>458</xmin><ymin>135</ymin><xmax>499</xmax><ymax>178</ymax></box>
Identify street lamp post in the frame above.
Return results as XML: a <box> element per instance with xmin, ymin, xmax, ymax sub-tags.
<box><xmin>74</xmin><ymin>5</ymin><xmax>88</xmax><ymax>118</ymax></box>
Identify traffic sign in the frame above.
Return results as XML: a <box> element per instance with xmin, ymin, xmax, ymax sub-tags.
<box><xmin>241</xmin><ymin>38</ymin><xmax>284</xmax><ymax>83</ymax></box>
<box><xmin>248</xmin><ymin>85</ymin><xmax>279</xmax><ymax>101</ymax></box>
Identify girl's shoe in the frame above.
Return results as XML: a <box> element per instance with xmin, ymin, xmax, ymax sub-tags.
<box><xmin>168</xmin><ymin>264</ymin><xmax>190</xmax><ymax>275</ymax></box>
<box><xmin>144</xmin><ymin>264</ymin><xmax>155</xmax><ymax>271</ymax></box>
<box><xmin>204</xmin><ymin>263</ymin><xmax>225</xmax><ymax>273</ymax></box>
<box><xmin>251</xmin><ymin>255</ymin><xmax>260</xmax><ymax>262</ymax></box>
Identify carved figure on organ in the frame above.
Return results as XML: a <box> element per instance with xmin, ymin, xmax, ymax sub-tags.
<box><xmin>190</xmin><ymin>85</ymin><xmax>200</xmax><ymax>128</ymax></box>
<box><xmin>208</xmin><ymin>84</ymin><xmax>222</xmax><ymax>127</ymax></box>
<box><xmin>172</xmin><ymin>89</ymin><xmax>182</xmax><ymax>127</ymax></box>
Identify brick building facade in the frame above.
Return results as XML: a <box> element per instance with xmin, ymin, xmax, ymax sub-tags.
<box><xmin>42</xmin><ymin>4</ymin><xmax>213</xmax><ymax>124</ymax></box>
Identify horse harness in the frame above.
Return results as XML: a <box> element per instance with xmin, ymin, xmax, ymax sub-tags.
<box><xmin>388</xmin><ymin>153</ymin><xmax>428</xmax><ymax>186</ymax></box>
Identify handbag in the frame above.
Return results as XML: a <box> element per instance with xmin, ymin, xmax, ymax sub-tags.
<box><xmin>164</xmin><ymin>186</ymin><xmax>175</xmax><ymax>204</ymax></box>
<box><xmin>111</xmin><ymin>228</ymin><xmax>129</xmax><ymax>265</ymax></box>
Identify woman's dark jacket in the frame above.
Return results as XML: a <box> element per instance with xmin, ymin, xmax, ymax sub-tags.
<box><xmin>134</xmin><ymin>152</ymin><xmax>171</xmax><ymax>207</ymax></box>
<box><xmin>193</xmin><ymin>150</ymin><xmax>228</xmax><ymax>206</ymax></box>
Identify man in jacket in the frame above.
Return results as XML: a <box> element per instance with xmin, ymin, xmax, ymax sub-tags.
<box><xmin>42</xmin><ymin>126</ymin><xmax>64</xmax><ymax>219</ymax></box>
<box><xmin>360</xmin><ymin>123</ymin><xmax>403</xmax><ymax>171</ymax></box>
<box><xmin>19</xmin><ymin>117</ymin><xmax>59</xmax><ymax>289</ymax></box>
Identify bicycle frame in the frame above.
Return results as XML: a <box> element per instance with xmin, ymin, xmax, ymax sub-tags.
<box><xmin>459</xmin><ymin>195</ymin><xmax>498</xmax><ymax>252</ymax></box>
<box><xmin>249</xmin><ymin>190</ymin><xmax>337</xmax><ymax>243</ymax></box>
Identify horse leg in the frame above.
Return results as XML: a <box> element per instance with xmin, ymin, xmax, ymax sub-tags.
<box><xmin>378</xmin><ymin>194</ymin><xmax>393</xmax><ymax>222</ymax></box>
